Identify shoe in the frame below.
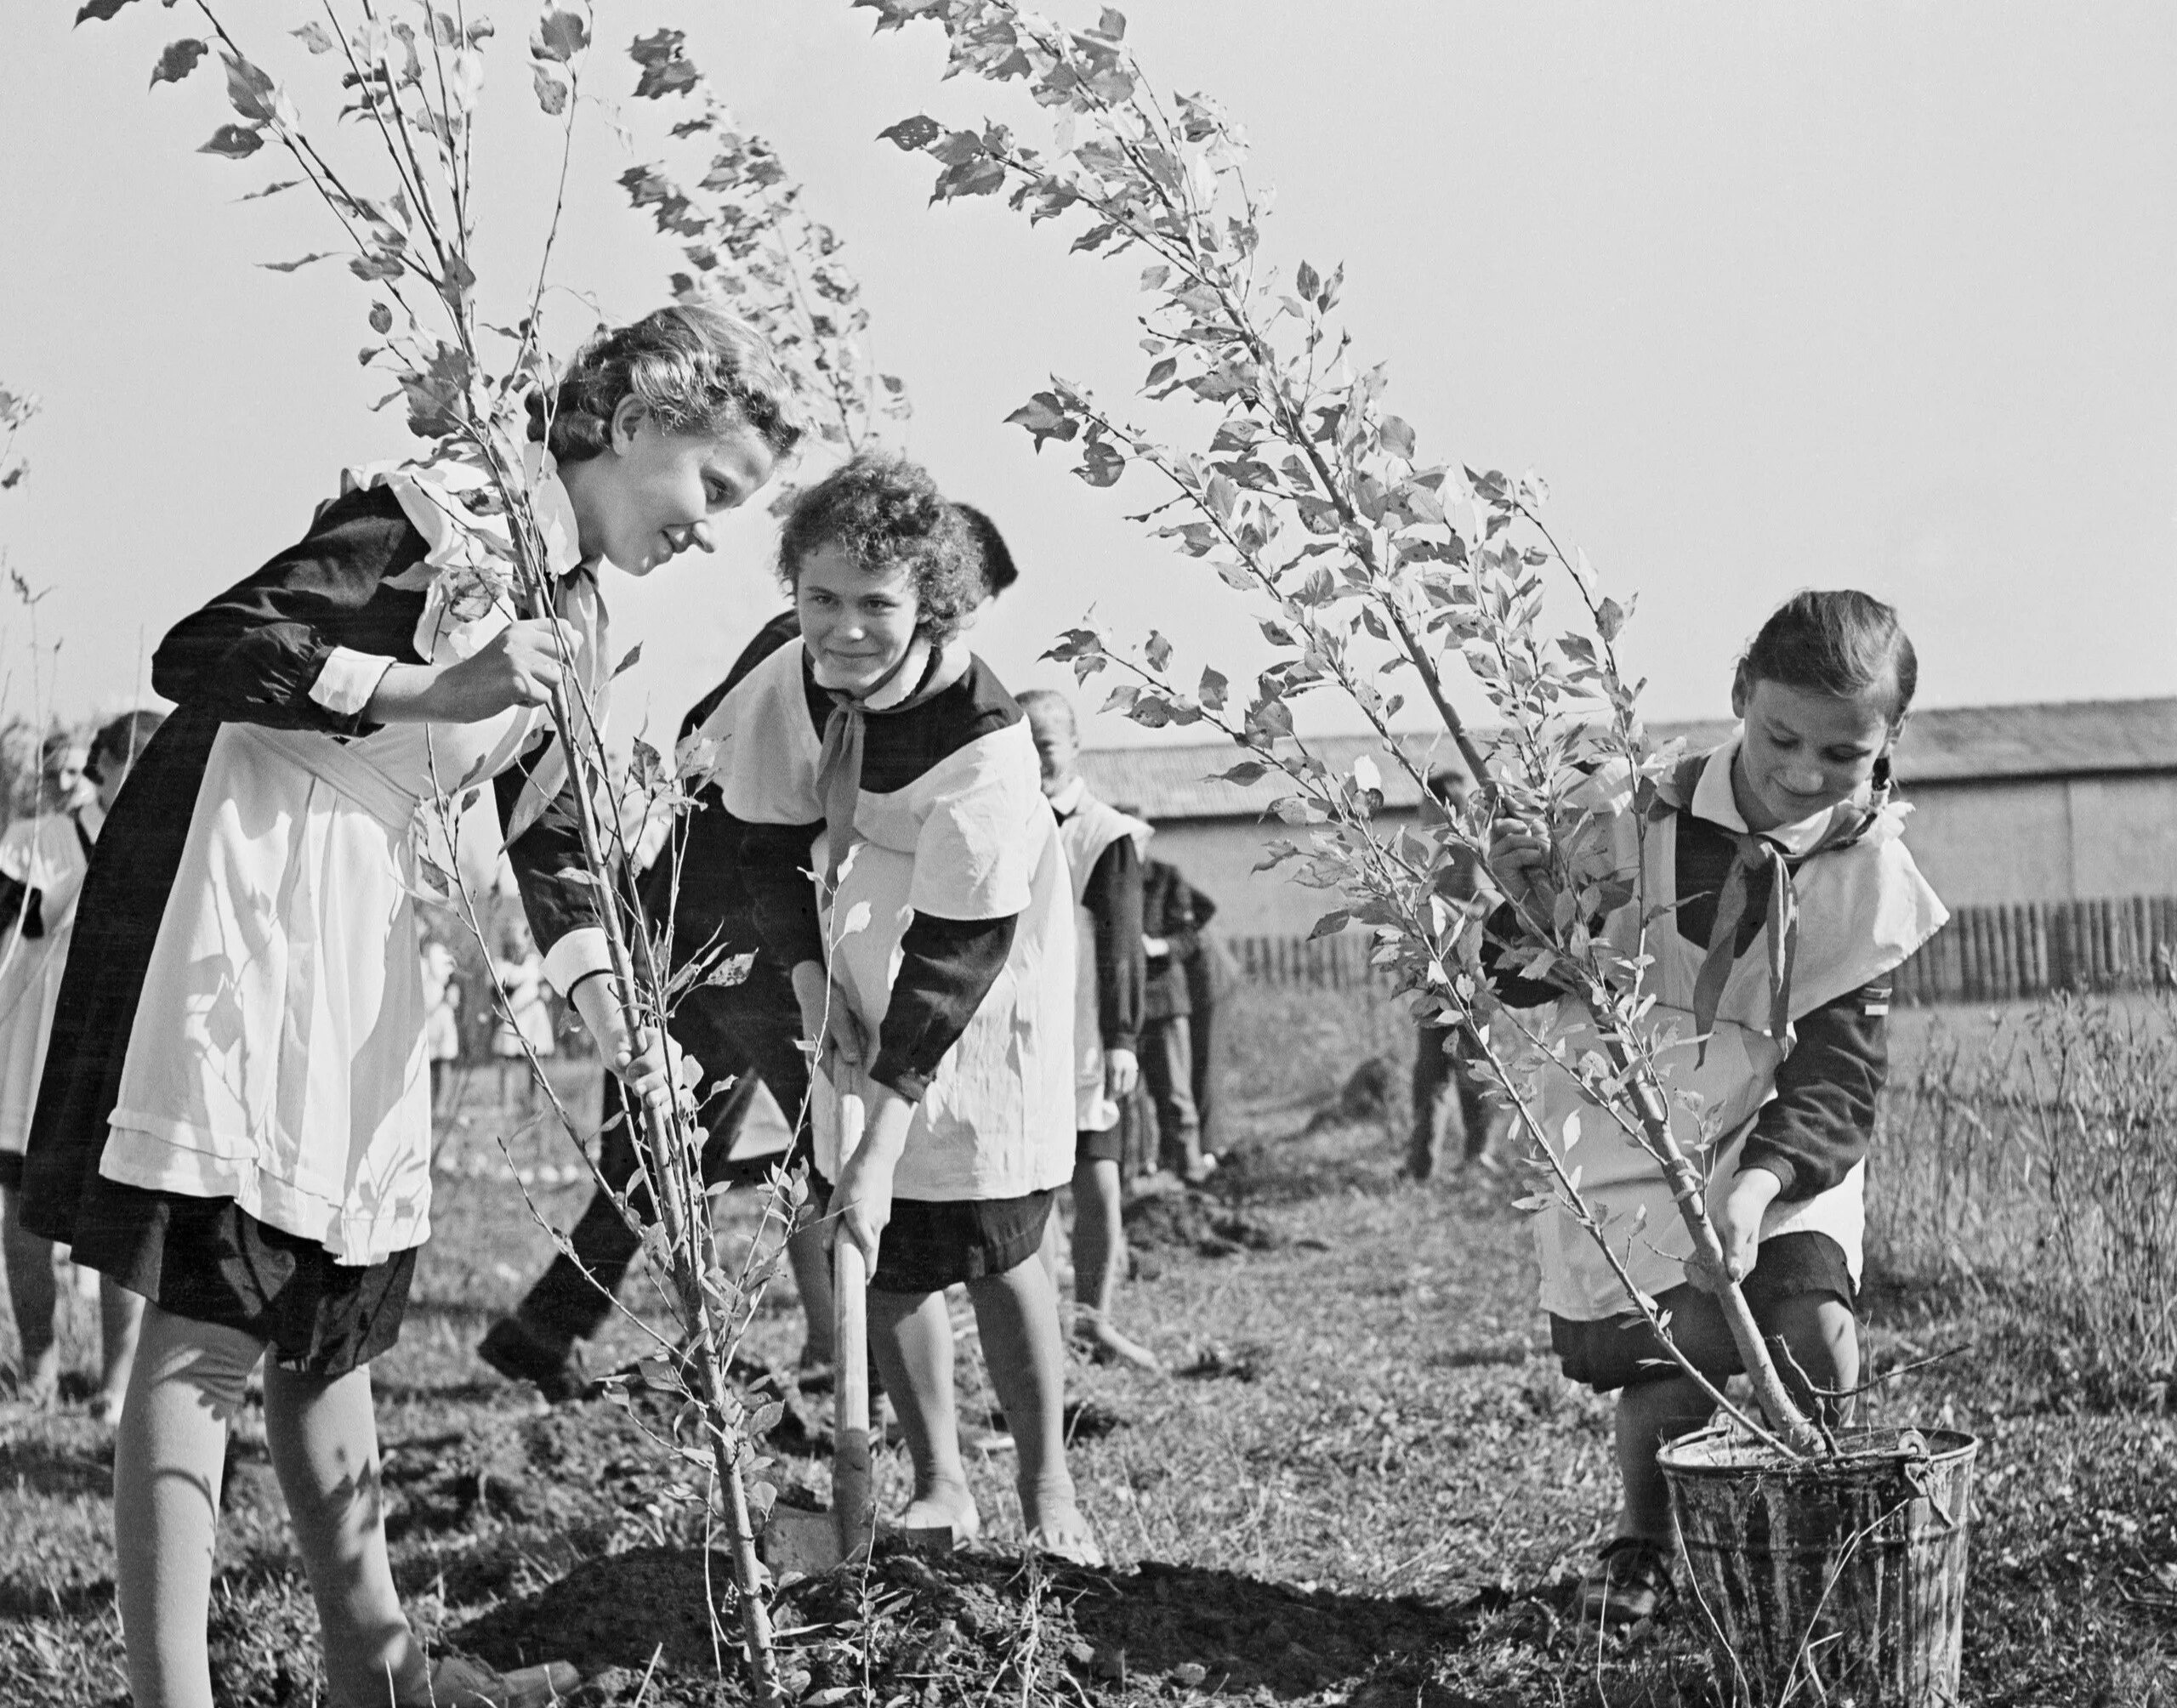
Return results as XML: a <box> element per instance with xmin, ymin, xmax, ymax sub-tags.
<box><xmin>415</xmin><ymin>1653</ymin><xmax>581</xmax><ymax>1706</ymax></box>
<box><xmin>476</xmin><ymin>1318</ymin><xmax>590</xmax><ymax>1405</ymax></box>
<box><xmin>1578</xmin><ymin>1535</ymin><xmax>1674</xmax><ymax>1627</ymax></box>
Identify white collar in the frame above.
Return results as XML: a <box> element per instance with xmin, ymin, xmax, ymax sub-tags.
<box><xmin>1692</xmin><ymin>735</ymin><xmax>1844</xmax><ymax>858</ymax></box>
<box><xmin>1048</xmin><ymin>775</ymin><xmax>1088</xmax><ymax>816</ymax></box>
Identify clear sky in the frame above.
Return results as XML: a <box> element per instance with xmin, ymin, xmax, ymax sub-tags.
<box><xmin>2</xmin><ymin>2</ymin><xmax>2172</xmax><ymax>751</ymax></box>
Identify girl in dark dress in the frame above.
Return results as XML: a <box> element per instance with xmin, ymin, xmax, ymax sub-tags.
<box><xmin>20</xmin><ymin>306</ymin><xmax>799</xmax><ymax>1708</ymax></box>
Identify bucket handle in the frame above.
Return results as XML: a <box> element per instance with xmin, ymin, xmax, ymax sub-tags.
<box><xmin>1901</xmin><ymin>1448</ymin><xmax>1966</xmax><ymax>1532</ymax></box>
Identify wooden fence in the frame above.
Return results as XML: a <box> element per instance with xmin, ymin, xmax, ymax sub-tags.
<box><xmin>1231</xmin><ymin>894</ymin><xmax>2177</xmax><ymax>1006</ymax></box>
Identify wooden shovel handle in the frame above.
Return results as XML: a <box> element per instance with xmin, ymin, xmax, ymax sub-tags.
<box><xmin>831</xmin><ymin>1087</ymin><xmax>873</xmax><ymax>1561</ymax></box>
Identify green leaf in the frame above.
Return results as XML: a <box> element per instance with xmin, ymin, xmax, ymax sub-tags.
<box><xmin>1144</xmin><ymin>630</ymin><xmax>1172</xmax><ymax>672</ymax></box>
<box><xmin>878</xmin><ymin>115</ymin><xmax>942</xmax><ymax>151</ymax></box>
<box><xmin>531</xmin><ymin>9</ymin><xmax>590</xmax><ymax>63</ymax></box>
<box><xmin>1379</xmin><ymin>415</ymin><xmax>1417</xmax><ymax>459</ymax></box>
<box><xmin>259</xmin><ymin>253</ymin><xmax>335</xmax><ymax>273</ymax></box>
<box><xmin>1198</xmin><ymin>667</ymin><xmax>1228</xmax><ymax>712</ymax></box>
<box><xmin>1294</xmin><ymin>259</ymin><xmax>1321</xmax><ymax>302</ymax></box>
<box><xmin>236</xmin><ymin>179</ymin><xmax>300</xmax><ymax>201</ymax></box>
<box><xmin>1076</xmin><ymin>439</ymin><xmax>1125</xmax><ymax>487</ymax></box>
<box><xmin>1214</xmin><ymin>760</ymin><xmax>1267</xmax><ymax>786</ymax></box>
<box><xmin>1309</xmin><ymin>910</ymin><xmax>1350</xmax><ymax>940</ymax></box>
<box><xmin>1596</xmin><ymin>597</ymin><xmax>1626</xmax><ymax>642</ymax></box>
<box><xmin>613</xmin><ymin>642</ymin><xmax>644</xmax><ymax>678</ymax></box>
<box><xmin>199</xmin><ymin>124</ymin><xmax>264</xmax><ymax>160</ymax></box>
<box><xmin>292</xmin><ymin>21</ymin><xmax>337</xmax><ymax>54</ymax></box>
<box><xmin>75</xmin><ymin>0</ymin><xmax>137</xmax><ymax>23</ymax></box>
<box><xmin>368</xmin><ymin>302</ymin><xmax>393</xmax><ymax>334</ymax></box>
<box><xmin>150</xmin><ymin>39</ymin><xmax>209</xmax><ymax>88</ymax></box>
<box><xmin>1004</xmin><ymin>392</ymin><xmax>1077</xmax><ymax>451</ymax></box>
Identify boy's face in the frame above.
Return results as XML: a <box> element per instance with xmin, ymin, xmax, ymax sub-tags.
<box><xmin>41</xmin><ymin>745</ymin><xmax>86</xmax><ymax>808</ymax></box>
<box><xmin>1025</xmin><ymin>703</ymin><xmax>1077</xmax><ymax>797</ymax></box>
<box><xmin>1730</xmin><ymin>676</ymin><xmax>1897</xmax><ymax>831</ymax></box>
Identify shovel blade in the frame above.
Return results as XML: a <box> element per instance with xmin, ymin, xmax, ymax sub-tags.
<box><xmin>762</xmin><ymin>1506</ymin><xmax>845</xmax><ymax>1575</ymax></box>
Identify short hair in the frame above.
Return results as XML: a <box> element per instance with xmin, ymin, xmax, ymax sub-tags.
<box><xmin>956</xmin><ymin>503</ymin><xmax>1017</xmax><ymax>597</ymax></box>
<box><xmin>777</xmin><ymin>454</ymin><xmax>985</xmax><ymax>647</ymax></box>
<box><xmin>1014</xmin><ymin>688</ymin><xmax>1074</xmax><ymax>732</ymax></box>
<box><xmin>85</xmin><ymin>709</ymin><xmax>166</xmax><ymax>785</ymax></box>
<box><xmin>529</xmin><ymin>304</ymin><xmax>803</xmax><ymax>464</ymax></box>
<box><xmin>1737</xmin><ymin>590</ymin><xmax>1918</xmax><ymax>722</ymax></box>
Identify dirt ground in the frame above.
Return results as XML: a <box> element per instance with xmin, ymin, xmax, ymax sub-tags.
<box><xmin>4</xmin><ymin>1002</ymin><xmax>2176</xmax><ymax>1705</ymax></box>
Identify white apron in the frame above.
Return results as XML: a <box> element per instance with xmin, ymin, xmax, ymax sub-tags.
<box><xmin>1051</xmin><ymin>782</ymin><xmax>1151</xmax><ymax>1133</ymax></box>
<box><xmin>1507</xmin><ymin>741</ymin><xmax>1947</xmax><ymax>1320</ymax></box>
<box><xmin>0</xmin><ymin>806</ymin><xmax>99</xmax><ymax>1156</ymax></box>
<box><xmin>97</xmin><ymin>451</ymin><xmax>605</xmax><ymax>1265</ymax></box>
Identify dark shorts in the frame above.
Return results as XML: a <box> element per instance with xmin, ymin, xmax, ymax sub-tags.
<box><xmin>870</xmin><ymin>1190</ymin><xmax>1054</xmax><ymax>1297</ymax></box>
<box><xmin>0</xmin><ymin>1151</ymin><xmax>21</xmax><ymax>1193</ymax></box>
<box><xmin>1075</xmin><ymin>1126</ymin><xmax>1123</xmax><ymax>1166</ymax></box>
<box><xmin>64</xmin><ymin>1181</ymin><xmax>416</xmax><ymax>1377</ymax></box>
<box><xmin>1550</xmin><ymin>1230</ymin><xmax>1856</xmax><ymax>1394</ymax></box>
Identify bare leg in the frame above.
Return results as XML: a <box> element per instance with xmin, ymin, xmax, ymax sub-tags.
<box><xmin>966</xmin><ymin>1257</ymin><xmax>1100</xmax><ymax>1563</ymax></box>
<box><xmin>1070</xmin><ymin>1157</ymin><xmax>1159</xmax><ymax>1371</ymax></box>
<box><xmin>785</xmin><ymin>1206</ymin><xmax>834</xmax><ymax>1369</ymax></box>
<box><xmin>260</xmin><ymin>1361</ymin><xmax>430</xmax><ymax>1708</ymax></box>
<box><xmin>1</xmin><ymin>1183</ymin><xmax>59</xmax><ymax>1401</ymax></box>
<box><xmin>866</xmin><ymin>1287</ymin><xmax>980</xmax><ymax>1544</ymax></box>
<box><xmin>113</xmin><ymin>1304</ymin><xmax>266</xmax><ymax>1708</ymax></box>
<box><xmin>95</xmin><ymin>1275</ymin><xmax>145</xmax><ymax>1426</ymax></box>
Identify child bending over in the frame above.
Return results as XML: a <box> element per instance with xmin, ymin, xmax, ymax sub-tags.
<box><xmin>1488</xmin><ymin>590</ymin><xmax>1947</xmax><ymax>1626</ymax></box>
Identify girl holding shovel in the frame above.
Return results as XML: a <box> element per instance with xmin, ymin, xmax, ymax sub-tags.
<box><xmin>702</xmin><ymin>452</ymin><xmax>1100</xmax><ymax>1564</ymax></box>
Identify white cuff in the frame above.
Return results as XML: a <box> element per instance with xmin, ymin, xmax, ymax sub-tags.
<box><xmin>310</xmin><ymin>646</ymin><xmax>397</xmax><ymax>718</ymax></box>
<box><xmin>541</xmin><ymin>926</ymin><xmax>612</xmax><ymax>997</ymax></box>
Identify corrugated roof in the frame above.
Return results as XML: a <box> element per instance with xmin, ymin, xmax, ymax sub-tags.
<box><xmin>1078</xmin><ymin>696</ymin><xmax>2177</xmax><ymax>823</ymax></box>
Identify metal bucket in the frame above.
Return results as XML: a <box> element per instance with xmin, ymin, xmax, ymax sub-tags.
<box><xmin>1658</xmin><ymin>1425</ymin><xmax>1978</xmax><ymax>1707</ymax></box>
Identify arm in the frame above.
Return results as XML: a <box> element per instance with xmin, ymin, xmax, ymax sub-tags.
<box><xmin>1713</xmin><ymin>981</ymin><xmax>1889</xmax><ymax>1281</ymax></box>
<box><xmin>868</xmin><ymin>911</ymin><xmax>1020</xmax><ymax>1101</ymax></box>
<box><xmin>1084</xmin><ymin>835</ymin><xmax>1145</xmax><ymax>1056</ymax></box>
<box><xmin>1739</xmin><ymin>984</ymin><xmax>1889</xmax><ymax>1200</ymax></box>
<box><xmin>151</xmin><ymin>486</ymin><xmax>426</xmax><ymax>735</ymax></box>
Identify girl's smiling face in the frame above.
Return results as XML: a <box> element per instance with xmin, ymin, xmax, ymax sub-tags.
<box><xmin>794</xmin><ymin>541</ymin><xmax>920</xmax><ymax>696</ymax></box>
<box><xmin>568</xmin><ymin>397</ymin><xmax>780</xmax><ymax>576</ymax></box>
<box><xmin>1730</xmin><ymin>674</ymin><xmax>1900</xmax><ymax>831</ymax></box>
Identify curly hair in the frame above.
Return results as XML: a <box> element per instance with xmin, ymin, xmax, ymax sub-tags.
<box><xmin>528</xmin><ymin>304</ymin><xmax>804</xmax><ymax>464</ymax></box>
<box><xmin>776</xmin><ymin>454</ymin><xmax>985</xmax><ymax>646</ymax></box>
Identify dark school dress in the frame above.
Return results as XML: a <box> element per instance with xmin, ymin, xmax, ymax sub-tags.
<box><xmin>21</xmin><ymin>476</ymin><xmax>608</xmax><ymax>1374</ymax></box>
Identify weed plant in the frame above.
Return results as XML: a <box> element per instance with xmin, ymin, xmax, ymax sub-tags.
<box><xmin>1872</xmin><ymin>992</ymin><xmax>2177</xmax><ymax>1400</ymax></box>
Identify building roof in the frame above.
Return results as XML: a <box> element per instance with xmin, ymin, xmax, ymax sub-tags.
<box><xmin>1077</xmin><ymin>696</ymin><xmax>2177</xmax><ymax>823</ymax></box>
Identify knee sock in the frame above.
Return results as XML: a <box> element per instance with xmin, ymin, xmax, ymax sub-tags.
<box><xmin>261</xmin><ymin>1362</ymin><xmax>426</xmax><ymax>1708</ymax></box>
<box><xmin>113</xmin><ymin>1305</ymin><xmax>267</xmax><ymax>1708</ymax></box>
<box><xmin>1</xmin><ymin>1183</ymin><xmax>59</xmax><ymax>1381</ymax></box>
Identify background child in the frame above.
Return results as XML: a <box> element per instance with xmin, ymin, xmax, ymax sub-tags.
<box><xmin>706</xmin><ymin>453</ymin><xmax>1098</xmax><ymax>1563</ymax></box>
<box><xmin>0</xmin><ymin>714</ymin><xmax>161</xmax><ymax>1420</ymax></box>
<box><xmin>20</xmin><ymin>304</ymin><xmax>798</xmax><ymax>1708</ymax></box>
<box><xmin>1018</xmin><ymin>690</ymin><xmax>1159</xmax><ymax>1371</ymax></box>
<box><xmin>1488</xmin><ymin>589</ymin><xmax>1947</xmax><ymax>1626</ymax></box>
<box><xmin>1139</xmin><ymin>852</ymin><xmax>1218</xmax><ymax>1183</ymax></box>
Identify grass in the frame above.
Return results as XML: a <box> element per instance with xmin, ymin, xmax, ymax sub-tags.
<box><xmin>3</xmin><ymin>987</ymin><xmax>2174</xmax><ymax>1704</ymax></box>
